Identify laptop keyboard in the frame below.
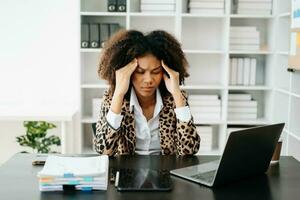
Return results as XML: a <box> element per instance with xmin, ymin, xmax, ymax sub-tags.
<box><xmin>191</xmin><ymin>170</ymin><xmax>216</xmax><ymax>183</ymax></box>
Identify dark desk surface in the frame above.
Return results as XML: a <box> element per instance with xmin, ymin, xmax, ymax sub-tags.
<box><xmin>1</xmin><ymin>153</ymin><xmax>300</xmax><ymax>200</ymax></box>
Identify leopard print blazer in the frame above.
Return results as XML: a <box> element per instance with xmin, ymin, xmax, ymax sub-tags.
<box><xmin>94</xmin><ymin>89</ymin><xmax>200</xmax><ymax>156</ymax></box>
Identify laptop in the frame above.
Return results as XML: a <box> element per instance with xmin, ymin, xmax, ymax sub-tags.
<box><xmin>171</xmin><ymin>123</ymin><xmax>284</xmax><ymax>187</ymax></box>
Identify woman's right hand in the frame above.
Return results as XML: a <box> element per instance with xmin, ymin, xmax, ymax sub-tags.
<box><xmin>114</xmin><ymin>58</ymin><xmax>138</xmax><ymax>97</ymax></box>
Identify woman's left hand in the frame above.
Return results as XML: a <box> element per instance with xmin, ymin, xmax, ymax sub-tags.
<box><xmin>161</xmin><ymin>60</ymin><xmax>181</xmax><ymax>96</ymax></box>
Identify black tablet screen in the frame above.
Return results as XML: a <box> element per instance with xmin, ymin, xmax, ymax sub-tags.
<box><xmin>117</xmin><ymin>168</ymin><xmax>172</xmax><ymax>191</ymax></box>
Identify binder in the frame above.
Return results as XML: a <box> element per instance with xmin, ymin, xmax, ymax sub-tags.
<box><xmin>81</xmin><ymin>23</ymin><xmax>89</xmax><ymax>48</ymax></box>
<box><xmin>100</xmin><ymin>24</ymin><xmax>110</xmax><ymax>48</ymax></box>
<box><xmin>109</xmin><ymin>23</ymin><xmax>120</xmax><ymax>37</ymax></box>
<box><xmin>107</xmin><ymin>0</ymin><xmax>117</xmax><ymax>12</ymax></box>
<box><xmin>90</xmin><ymin>24</ymin><xmax>100</xmax><ymax>48</ymax></box>
<box><xmin>117</xmin><ymin>0</ymin><xmax>126</xmax><ymax>12</ymax></box>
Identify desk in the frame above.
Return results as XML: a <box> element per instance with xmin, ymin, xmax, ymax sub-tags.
<box><xmin>1</xmin><ymin>153</ymin><xmax>300</xmax><ymax>200</ymax></box>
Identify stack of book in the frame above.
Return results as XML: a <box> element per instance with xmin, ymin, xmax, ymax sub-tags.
<box><xmin>140</xmin><ymin>0</ymin><xmax>175</xmax><ymax>13</ymax></box>
<box><xmin>197</xmin><ymin>126</ymin><xmax>214</xmax><ymax>152</ymax></box>
<box><xmin>237</xmin><ymin>0</ymin><xmax>272</xmax><ymax>15</ymax></box>
<box><xmin>93</xmin><ymin>98</ymin><xmax>103</xmax><ymax>120</ymax></box>
<box><xmin>189</xmin><ymin>94</ymin><xmax>221</xmax><ymax>121</ymax></box>
<box><xmin>230</xmin><ymin>26</ymin><xmax>260</xmax><ymax>51</ymax></box>
<box><xmin>228</xmin><ymin>93</ymin><xmax>257</xmax><ymax>120</ymax></box>
<box><xmin>229</xmin><ymin>57</ymin><xmax>257</xmax><ymax>85</ymax></box>
<box><xmin>38</xmin><ymin>155</ymin><xmax>109</xmax><ymax>192</ymax></box>
<box><xmin>188</xmin><ymin>0</ymin><xmax>225</xmax><ymax>15</ymax></box>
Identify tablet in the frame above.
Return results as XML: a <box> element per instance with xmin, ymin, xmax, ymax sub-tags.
<box><xmin>116</xmin><ymin>168</ymin><xmax>172</xmax><ymax>191</ymax></box>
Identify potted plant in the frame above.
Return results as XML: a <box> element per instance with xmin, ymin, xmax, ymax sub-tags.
<box><xmin>16</xmin><ymin>121</ymin><xmax>61</xmax><ymax>153</ymax></box>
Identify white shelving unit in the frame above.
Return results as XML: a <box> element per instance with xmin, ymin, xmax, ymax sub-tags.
<box><xmin>79</xmin><ymin>0</ymin><xmax>293</xmax><ymax>155</ymax></box>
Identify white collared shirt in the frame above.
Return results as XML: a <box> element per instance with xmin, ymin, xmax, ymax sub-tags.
<box><xmin>106</xmin><ymin>88</ymin><xmax>192</xmax><ymax>155</ymax></box>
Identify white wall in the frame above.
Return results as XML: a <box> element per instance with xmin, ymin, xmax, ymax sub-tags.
<box><xmin>0</xmin><ymin>0</ymin><xmax>80</xmax><ymax>164</ymax></box>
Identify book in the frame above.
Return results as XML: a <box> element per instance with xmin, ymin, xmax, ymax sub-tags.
<box><xmin>230</xmin><ymin>31</ymin><xmax>259</xmax><ymax>38</ymax></box>
<box><xmin>189</xmin><ymin>8</ymin><xmax>224</xmax><ymax>14</ymax></box>
<box><xmin>243</xmin><ymin>58</ymin><xmax>251</xmax><ymax>85</ymax></box>
<box><xmin>230</xmin><ymin>26</ymin><xmax>257</xmax><ymax>32</ymax></box>
<box><xmin>190</xmin><ymin>106</ymin><xmax>221</xmax><ymax>113</ymax></box>
<box><xmin>188</xmin><ymin>94</ymin><xmax>219</xmax><ymax>101</ymax></box>
<box><xmin>237</xmin><ymin>58</ymin><xmax>244</xmax><ymax>85</ymax></box>
<box><xmin>189</xmin><ymin>100</ymin><xmax>221</xmax><ymax>106</ymax></box>
<box><xmin>228</xmin><ymin>100</ymin><xmax>257</xmax><ymax>107</ymax></box>
<box><xmin>228</xmin><ymin>107</ymin><xmax>257</xmax><ymax>113</ymax></box>
<box><xmin>141</xmin><ymin>0</ymin><xmax>175</xmax><ymax>4</ymax></box>
<box><xmin>238</xmin><ymin>2</ymin><xmax>272</xmax><ymax>10</ymax></box>
<box><xmin>189</xmin><ymin>2</ymin><xmax>224</xmax><ymax>9</ymax></box>
<box><xmin>140</xmin><ymin>4</ymin><xmax>175</xmax><ymax>11</ymax></box>
<box><xmin>230</xmin><ymin>38</ymin><xmax>260</xmax><ymax>45</ymax></box>
<box><xmin>230</xmin><ymin>58</ymin><xmax>238</xmax><ymax>85</ymax></box>
<box><xmin>228</xmin><ymin>113</ymin><xmax>257</xmax><ymax>120</ymax></box>
<box><xmin>228</xmin><ymin>93</ymin><xmax>252</xmax><ymax>101</ymax></box>
<box><xmin>250</xmin><ymin>58</ymin><xmax>257</xmax><ymax>85</ymax></box>
<box><xmin>230</xmin><ymin>45</ymin><xmax>260</xmax><ymax>51</ymax></box>
<box><xmin>237</xmin><ymin>9</ymin><xmax>271</xmax><ymax>15</ymax></box>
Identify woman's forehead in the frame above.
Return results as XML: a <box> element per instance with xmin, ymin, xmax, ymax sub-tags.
<box><xmin>137</xmin><ymin>54</ymin><xmax>161</xmax><ymax>70</ymax></box>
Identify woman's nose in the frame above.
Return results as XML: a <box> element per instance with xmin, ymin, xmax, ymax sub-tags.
<box><xmin>143</xmin><ymin>72</ymin><xmax>153</xmax><ymax>84</ymax></box>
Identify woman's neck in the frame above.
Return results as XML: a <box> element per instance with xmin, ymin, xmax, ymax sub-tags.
<box><xmin>136</xmin><ymin>92</ymin><xmax>156</xmax><ymax>108</ymax></box>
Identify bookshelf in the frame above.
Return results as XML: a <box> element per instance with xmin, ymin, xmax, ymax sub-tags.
<box><xmin>79</xmin><ymin>0</ymin><xmax>294</xmax><ymax>155</ymax></box>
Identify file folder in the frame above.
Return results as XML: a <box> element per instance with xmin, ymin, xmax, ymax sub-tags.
<box><xmin>81</xmin><ymin>23</ymin><xmax>89</xmax><ymax>48</ymax></box>
<box><xmin>117</xmin><ymin>0</ymin><xmax>126</xmax><ymax>12</ymax></box>
<box><xmin>108</xmin><ymin>0</ymin><xmax>117</xmax><ymax>12</ymax></box>
<box><xmin>90</xmin><ymin>23</ymin><xmax>100</xmax><ymax>48</ymax></box>
<box><xmin>100</xmin><ymin>23</ymin><xmax>110</xmax><ymax>48</ymax></box>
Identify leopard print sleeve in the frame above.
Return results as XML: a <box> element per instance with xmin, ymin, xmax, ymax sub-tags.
<box><xmin>175</xmin><ymin>90</ymin><xmax>200</xmax><ymax>155</ymax></box>
<box><xmin>93</xmin><ymin>89</ymin><xmax>122</xmax><ymax>156</ymax></box>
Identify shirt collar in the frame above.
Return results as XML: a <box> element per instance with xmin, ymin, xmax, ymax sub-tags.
<box><xmin>130</xmin><ymin>87</ymin><xmax>163</xmax><ymax>117</ymax></box>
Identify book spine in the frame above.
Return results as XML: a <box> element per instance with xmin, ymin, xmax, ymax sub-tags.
<box><xmin>250</xmin><ymin>58</ymin><xmax>257</xmax><ymax>85</ymax></box>
<box><xmin>141</xmin><ymin>0</ymin><xmax>176</xmax><ymax>4</ymax></box>
<box><xmin>230</xmin><ymin>45</ymin><xmax>260</xmax><ymax>51</ymax></box>
<box><xmin>228</xmin><ymin>94</ymin><xmax>252</xmax><ymax>100</ymax></box>
<box><xmin>237</xmin><ymin>58</ymin><xmax>244</xmax><ymax>85</ymax></box>
<box><xmin>189</xmin><ymin>8</ymin><xmax>224</xmax><ymax>14</ymax></box>
<box><xmin>189</xmin><ymin>2</ymin><xmax>224</xmax><ymax>9</ymax></box>
<box><xmin>228</xmin><ymin>101</ymin><xmax>257</xmax><ymax>107</ymax></box>
<box><xmin>243</xmin><ymin>58</ymin><xmax>251</xmax><ymax>85</ymax></box>
<box><xmin>230</xmin><ymin>58</ymin><xmax>238</xmax><ymax>85</ymax></box>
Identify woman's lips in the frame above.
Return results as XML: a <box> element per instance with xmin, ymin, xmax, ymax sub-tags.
<box><xmin>141</xmin><ymin>87</ymin><xmax>154</xmax><ymax>91</ymax></box>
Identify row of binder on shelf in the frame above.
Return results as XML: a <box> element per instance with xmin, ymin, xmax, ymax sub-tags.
<box><xmin>229</xmin><ymin>57</ymin><xmax>257</xmax><ymax>86</ymax></box>
<box><xmin>107</xmin><ymin>0</ymin><xmax>126</xmax><ymax>12</ymax></box>
<box><xmin>188</xmin><ymin>0</ymin><xmax>225</xmax><ymax>15</ymax></box>
<box><xmin>234</xmin><ymin>0</ymin><xmax>272</xmax><ymax>15</ymax></box>
<box><xmin>81</xmin><ymin>23</ymin><xmax>121</xmax><ymax>48</ymax></box>
<box><xmin>37</xmin><ymin>155</ymin><xmax>109</xmax><ymax>192</ymax></box>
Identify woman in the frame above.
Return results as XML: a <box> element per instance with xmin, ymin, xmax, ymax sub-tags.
<box><xmin>94</xmin><ymin>29</ymin><xmax>200</xmax><ymax>156</ymax></box>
